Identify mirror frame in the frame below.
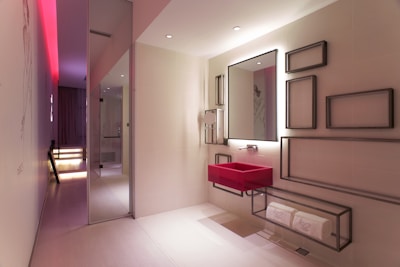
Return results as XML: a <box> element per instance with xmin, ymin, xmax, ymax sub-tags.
<box><xmin>228</xmin><ymin>49</ymin><xmax>278</xmax><ymax>142</ymax></box>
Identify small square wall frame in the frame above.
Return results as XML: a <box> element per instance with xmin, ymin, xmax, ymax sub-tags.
<box><xmin>286</xmin><ymin>40</ymin><xmax>327</xmax><ymax>73</ymax></box>
<box><xmin>326</xmin><ymin>88</ymin><xmax>394</xmax><ymax>129</ymax></box>
<box><xmin>286</xmin><ymin>75</ymin><xmax>317</xmax><ymax>129</ymax></box>
<box><xmin>251</xmin><ymin>186</ymin><xmax>352</xmax><ymax>252</ymax></box>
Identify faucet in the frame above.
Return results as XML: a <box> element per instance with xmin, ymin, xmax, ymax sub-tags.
<box><xmin>238</xmin><ymin>144</ymin><xmax>258</xmax><ymax>151</ymax></box>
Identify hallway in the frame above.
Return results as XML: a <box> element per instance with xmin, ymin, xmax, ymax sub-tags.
<box><xmin>29</xmin><ymin>178</ymin><xmax>173</xmax><ymax>267</ymax></box>
<box><xmin>29</xmin><ymin>178</ymin><xmax>329</xmax><ymax>267</ymax></box>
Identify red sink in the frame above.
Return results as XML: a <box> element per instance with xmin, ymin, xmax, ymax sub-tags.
<box><xmin>208</xmin><ymin>162</ymin><xmax>273</xmax><ymax>191</ymax></box>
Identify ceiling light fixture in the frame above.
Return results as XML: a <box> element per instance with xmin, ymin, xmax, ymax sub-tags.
<box><xmin>233</xmin><ymin>26</ymin><xmax>241</xmax><ymax>31</ymax></box>
<box><xmin>120</xmin><ymin>74</ymin><xmax>125</xmax><ymax>78</ymax></box>
<box><xmin>165</xmin><ymin>34</ymin><xmax>173</xmax><ymax>39</ymax></box>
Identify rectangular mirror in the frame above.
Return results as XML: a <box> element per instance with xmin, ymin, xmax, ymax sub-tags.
<box><xmin>228</xmin><ymin>49</ymin><xmax>277</xmax><ymax>141</ymax></box>
<box><xmin>88</xmin><ymin>0</ymin><xmax>132</xmax><ymax>224</ymax></box>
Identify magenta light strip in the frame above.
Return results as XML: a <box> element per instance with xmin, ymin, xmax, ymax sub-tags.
<box><xmin>37</xmin><ymin>0</ymin><xmax>59</xmax><ymax>82</ymax></box>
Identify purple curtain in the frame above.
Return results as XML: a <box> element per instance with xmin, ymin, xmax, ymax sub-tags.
<box><xmin>58</xmin><ymin>87</ymin><xmax>86</xmax><ymax>146</ymax></box>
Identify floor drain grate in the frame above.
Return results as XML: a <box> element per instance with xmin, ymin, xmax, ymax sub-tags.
<box><xmin>296</xmin><ymin>247</ymin><xmax>309</xmax><ymax>256</ymax></box>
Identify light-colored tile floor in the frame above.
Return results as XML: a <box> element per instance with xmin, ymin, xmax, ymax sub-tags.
<box><xmin>30</xmin><ymin>178</ymin><xmax>174</xmax><ymax>267</ymax></box>
<box><xmin>30</xmin><ymin>178</ymin><xmax>330</xmax><ymax>267</ymax></box>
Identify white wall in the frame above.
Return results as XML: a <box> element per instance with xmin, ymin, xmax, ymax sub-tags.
<box><xmin>134</xmin><ymin>43</ymin><xmax>208</xmax><ymax>217</ymax></box>
<box><xmin>208</xmin><ymin>0</ymin><xmax>400</xmax><ymax>266</ymax></box>
<box><xmin>0</xmin><ymin>0</ymin><xmax>53</xmax><ymax>266</ymax></box>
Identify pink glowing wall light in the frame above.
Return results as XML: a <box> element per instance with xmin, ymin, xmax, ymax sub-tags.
<box><xmin>38</xmin><ymin>0</ymin><xmax>59</xmax><ymax>82</ymax></box>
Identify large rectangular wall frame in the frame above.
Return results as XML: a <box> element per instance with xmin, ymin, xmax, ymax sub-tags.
<box><xmin>326</xmin><ymin>88</ymin><xmax>394</xmax><ymax>129</ymax></box>
<box><xmin>285</xmin><ymin>40</ymin><xmax>327</xmax><ymax>73</ymax></box>
<box><xmin>251</xmin><ymin>187</ymin><xmax>352</xmax><ymax>252</ymax></box>
<box><xmin>286</xmin><ymin>75</ymin><xmax>317</xmax><ymax>129</ymax></box>
<box><xmin>280</xmin><ymin>136</ymin><xmax>400</xmax><ymax>205</ymax></box>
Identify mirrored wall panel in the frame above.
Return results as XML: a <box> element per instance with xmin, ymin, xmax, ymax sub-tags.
<box><xmin>88</xmin><ymin>0</ymin><xmax>132</xmax><ymax>224</ymax></box>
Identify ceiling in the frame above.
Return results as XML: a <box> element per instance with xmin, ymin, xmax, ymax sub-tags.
<box><xmin>137</xmin><ymin>0</ymin><xmax>337</xmax><ymax>58</ymax></box>
<box><xmin>56</xmin><ymin>0</ymin><xmax>337</xmax><ymax>89</ymax></box>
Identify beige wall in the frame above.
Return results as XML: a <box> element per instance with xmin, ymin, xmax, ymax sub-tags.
<box><xmin>134</xmin><ymin>43</ymin><xmax>208</xmax><ymax>217</ymax></box>
<box><xmin>208</xmin><ymin>0</ymin><xmax>400</xmax><ymax>266</ymax></box>
<box><xmin>0</xmin><ymin>0</ymin><xmax>53</xmax><ymax>266</ymax></box>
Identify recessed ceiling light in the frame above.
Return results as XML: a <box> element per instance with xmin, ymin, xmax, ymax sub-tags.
<box><xmin>233</xmin><ymin>26</ymin><xmax>241</xmax><ymax>31</ymax></box>
<box><xmin>120</xmin><ymin>74</ymin><xmax>125</xmax><ymax>78</ymax></box>
<box><xmin>257</xmin><ymin>62</ymin><xmax>261</xmax><ymax>65</ymax></box>
<box><xmin>165</xmin><ymin>34</ymin><xmax>173</xmax><ymax>39</ymax></box>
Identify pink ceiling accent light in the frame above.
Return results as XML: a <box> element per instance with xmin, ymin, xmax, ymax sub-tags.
<box><xmin>38</xmin><ymin>0</ymin><xmax>59</xmax><ymax>82</ymax></box>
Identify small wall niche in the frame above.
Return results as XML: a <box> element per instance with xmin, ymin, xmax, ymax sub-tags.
<box><xmin>204</xmin><ymin>109</ymin><xmax>224</xmax><ymax>144</ymax></box>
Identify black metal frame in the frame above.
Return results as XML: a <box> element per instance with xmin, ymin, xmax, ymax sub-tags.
<box><xmin>215</xmin><ymin>74</ymin><xmax>224</xmax><ymax>106</ymax></box>
<box><xmin>212</xmin><ymin>153</ymin><xmax>243</xmax><ymax>196</ymax></box>
<box><xmin>48</xmin><ymin>150</ymin><xmax>60</xmax><ymax>184</ymax></box>
<box><xmin>251</xmin><ymin>186</ymin><xmax>352</xmax><ymax>252</ymax></box>
<box><xmin>280</xmin><ymin>136</ymin><xmax>400</xmax><ymax>205</ymax></box>
<box><xmin>211</xmin><ymin>153</ymin><xmax>257</xmax><ymax>197</ymax></box>
<box><xmin>215</xmin><ymin>153</ymin><xmax>232</xmax><ymax>164</ymax></box>
<box><xmin>286</xmin><ymin>75</ymin><xmax>317</xmax><ymax>129</ymax></box>
<box><xmin>285</xmin><ymin>40</ymin><xmax>327</xmax><ymax>73</ymax></box>
<box><xmin>212</xmin><ymin>183</ymin><xmax>244</xmax><ymax>197</ymax></box>
<box><xmin>326</xmin><ymin>88</ymin><xmax>394</xmax><ymax>129</ymax></box>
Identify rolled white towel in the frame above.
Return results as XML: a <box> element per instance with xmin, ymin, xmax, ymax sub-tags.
<box><xmin>292</xmin><ymin>211</ymin><xmax>332</xmax><ymax>240</ymax></box>
<box><xmin>266</xmin><ymin>202</ymin><xmax>297</xmax><ymax>227</ymax></box>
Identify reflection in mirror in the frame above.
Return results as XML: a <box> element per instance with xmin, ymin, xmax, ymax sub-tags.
<box><xmin>228</xmin><ymin>50</ymin><xmax>277</xmax><ymax>141</ymax></box>
<box><xmin>88</xmin><ymin>0</ymin><xmax>132</xmax><ymax>223</ymax></box>
<box><xmin>91</xmin><ymin>52</ymin><xmax>130</xmax><ymax>223</ymax></box>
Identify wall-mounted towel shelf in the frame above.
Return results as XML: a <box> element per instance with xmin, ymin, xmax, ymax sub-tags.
<box><xmin>251</xmin><ymin>186</ymin><xmax>352</xmax><ymax>252</ymax></box>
